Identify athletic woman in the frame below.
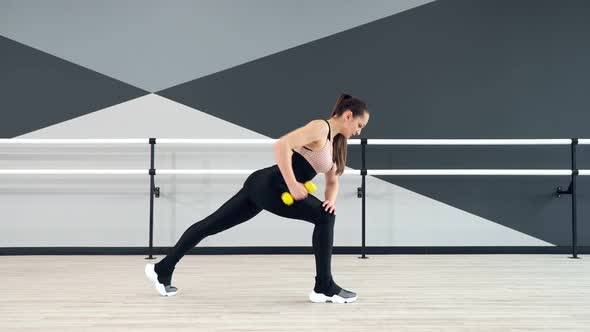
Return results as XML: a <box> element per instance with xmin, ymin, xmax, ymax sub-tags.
<box><xmin>146</xmin><ymin>93</ymin><xmax>369</xmax><ymax>303</ymax></box>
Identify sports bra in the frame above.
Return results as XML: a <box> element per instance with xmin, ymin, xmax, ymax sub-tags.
<box><xmin>293</xmin><ymin>119</ymin><xmax>335</xmax><ymax>174</ymax></box>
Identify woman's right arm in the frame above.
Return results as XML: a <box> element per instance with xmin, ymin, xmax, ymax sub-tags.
<box><xmin>273</xmin><ymin>120</ymin><xmax>327</xmax><ymax>199</ymax></box>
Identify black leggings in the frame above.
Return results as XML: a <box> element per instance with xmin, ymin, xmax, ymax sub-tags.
<box><xmin>155</xmin><ymin>153</ymin><xmax>337</xmax><ymax>288</ymax></box>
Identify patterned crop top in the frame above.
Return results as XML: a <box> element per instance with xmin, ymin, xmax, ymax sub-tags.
<box><xmin>293</xmin><ymin>119</ymin><xmax>335</xmax><ymax>174</ymax></box>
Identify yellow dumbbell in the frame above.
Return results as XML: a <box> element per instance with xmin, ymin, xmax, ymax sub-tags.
<box><xmin>281</xmin><ymin>181</ymin><xmax>317</xmax><ymax>205</ymax></box>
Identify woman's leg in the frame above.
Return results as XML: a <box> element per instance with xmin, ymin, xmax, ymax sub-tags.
<box><xmin>154</xmin><ymin>187</ymin><xmax>262</xmax><ymax>285</ymax></box>
<box><xmin>250</xmin><ymin>189</ymin><xmax>354</xmax><ymax>301</ymax></box>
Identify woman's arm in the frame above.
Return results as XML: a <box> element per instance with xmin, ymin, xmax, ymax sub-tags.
<box><xmin>324</xmin><ymin>180</ymin><xmax>339</xmax><ymax>204</ymax></box>
<box><xmin>324</xmin><ymin>165</ymin><xmax>339</xmax><ymax>203</ymax></box>
<box><xmin>322</xmin><ymin>165</ymin><xmax>338</xmax><ymax>214</ymax></box>
<box><xmin>273</xmin><ymin>120</ymin><xmax>329</xmax><ymax>187</ymax></box>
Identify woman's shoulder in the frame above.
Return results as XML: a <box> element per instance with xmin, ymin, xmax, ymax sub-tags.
<box><xmin>305</xmin><ymin>119</ymin><xmax>330</xmax><ymax>135</ymax></box>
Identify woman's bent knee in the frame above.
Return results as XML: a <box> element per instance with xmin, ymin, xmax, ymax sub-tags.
<box><xmin>318</xmin><ymin>210</ymin><xmax>336</xmax><ymax>225</ymax></box>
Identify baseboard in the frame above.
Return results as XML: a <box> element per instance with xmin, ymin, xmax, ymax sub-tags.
<box><xmin>0</xmin><ymin>246</ymin><xmax>588</xmax><ymax>256</ymax></box>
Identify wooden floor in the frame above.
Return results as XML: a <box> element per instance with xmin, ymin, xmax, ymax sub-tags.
<box><xmin>1</xmin><ymin>254</ymin><xmax>589</xmax><ymax>331</ymax></box>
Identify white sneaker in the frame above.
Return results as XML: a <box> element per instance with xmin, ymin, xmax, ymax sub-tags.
<box><xmin>145</xmin><ymin>264</ymin><xmax>178</xmax><ymax>296</ymax></box>
<box><xmin>308</xmin><ymin>288</ymin><xmax>357</xmax><ymax>303</ymax></box>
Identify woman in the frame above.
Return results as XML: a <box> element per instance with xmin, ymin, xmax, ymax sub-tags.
<box><xmin>146</xmin><ymin>93</ymin><xmax>369</xmax><ymax>304</ymax></box>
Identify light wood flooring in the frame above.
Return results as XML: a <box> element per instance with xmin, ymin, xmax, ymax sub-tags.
<box><xmin>1</xmin><ymin>254</ymin><xmax>589</xmax><ymax>331</ymax></box>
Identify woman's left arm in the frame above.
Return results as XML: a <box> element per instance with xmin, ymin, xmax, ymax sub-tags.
<box><xmin>323</xmin><ymin>166</ymin><xmax>339</xmax><ymax>214</ymax></box>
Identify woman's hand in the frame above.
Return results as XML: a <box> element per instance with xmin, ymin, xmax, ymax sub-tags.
<box><xmin>322</xmin><ymin>200</ymin><xmax>336</xmax><ymax>215</ymax></box>
<box><xmin>287</xmin><ymin>181</ymin><xmax>309</xmax><ymax>201</ymax></box>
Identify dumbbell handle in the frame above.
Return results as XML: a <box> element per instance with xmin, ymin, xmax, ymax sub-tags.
<box><xmin>281</xmin><ymin>181</ymin><xmax>316</xmax><ymax>205</ymax></box>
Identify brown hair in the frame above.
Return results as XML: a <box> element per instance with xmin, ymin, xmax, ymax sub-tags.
<box><xmin>330</xmin><ymin>93</ymin><xmax>368</xmax><ymax>175</ymax></box>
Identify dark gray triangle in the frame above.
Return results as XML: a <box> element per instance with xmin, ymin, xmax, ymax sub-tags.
<box><xmin>158</xmin><ymin>0</ymin><xmax>590</xmax><ymax>246</ymax></box>
<box><xmin>0</xmin><ymin>35</ymin><xmax>148</xmax><ymax>138</ymax></box>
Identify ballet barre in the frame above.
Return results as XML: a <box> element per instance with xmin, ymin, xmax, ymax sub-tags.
<box><xmin>0</xmin><ymin>138</ymin><xmax>587</xmax><ymax>259</ymax></box>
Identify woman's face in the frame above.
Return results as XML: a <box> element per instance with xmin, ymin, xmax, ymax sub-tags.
<box><xmin>344</xmin><ymin>110</ymin><xmax>369</xmax><ymax>139</ymax></box>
